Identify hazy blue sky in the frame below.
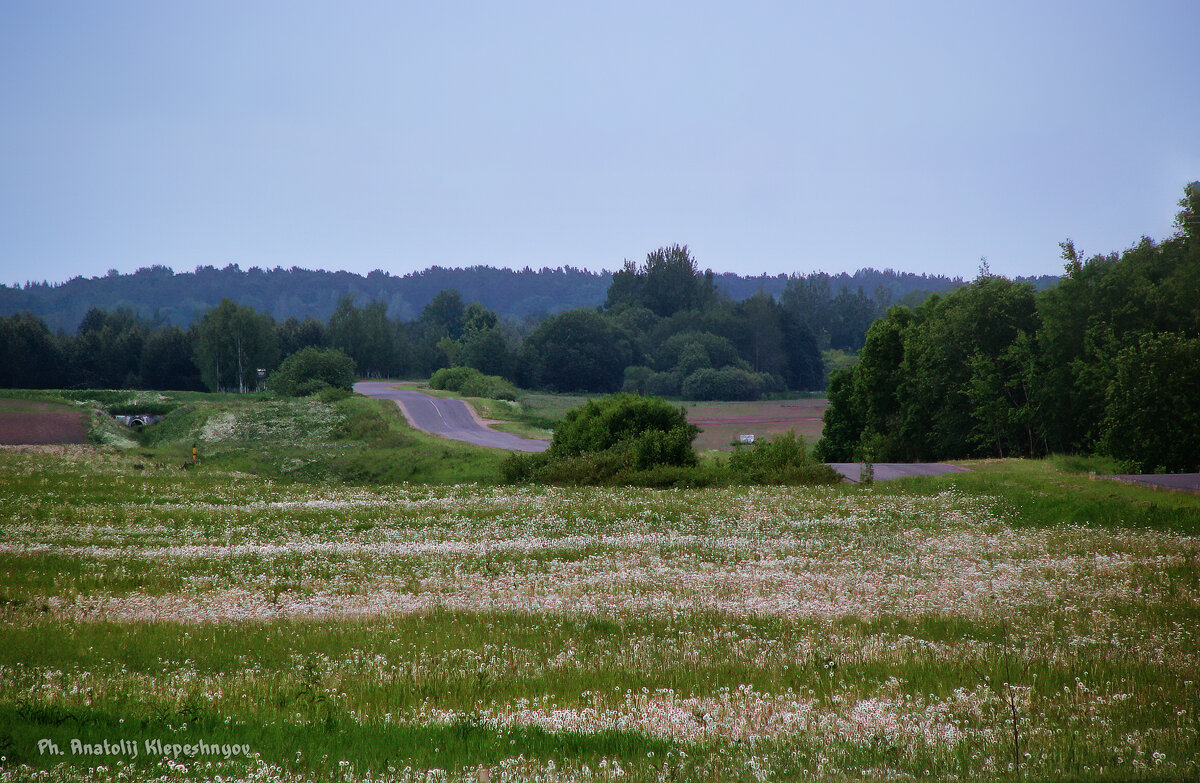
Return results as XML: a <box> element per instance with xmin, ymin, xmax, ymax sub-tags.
<box><xmin>2</xmin><ymin>1</ymin><xmax>1197</xmax><ymax>285</ymax></box>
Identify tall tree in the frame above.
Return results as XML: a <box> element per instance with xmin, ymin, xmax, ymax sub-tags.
<box><xmin>194</xmin><ymin>299</ymin><xmax>278</xmax><ymax>393</ymax></box>
<box><xmin>604</xmin><ymin>245</ymin><xmax>716</xmax><ymax>317</ymax></box>
<box><xmin>518</xmin><ymin>309</ymin><xmax>634</xmax><ymax>392</ymax></box>
<box><xmin>420</xmin><ymin>289</ymin><xmax>466</xmax><ymax>340</ymax></box>
<box><xmin>140</xmin><ymin>326</ymin><xmax>203</xmax><ymax>390</ymax></box>
<box><xmin>0</xmin><ymin>313</ymin><xmax>64</xmax><ymax>388</ymax></box>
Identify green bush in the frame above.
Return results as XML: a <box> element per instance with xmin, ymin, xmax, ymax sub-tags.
<box><xmin>429</xmin><ymin>366</ymin><xmax>478</xmax><ymax>391</ymax></box>
<box><xmin>727</xmin><ymin>430</ymin><xmax>842</xmax><ymax>485</ymax></box>
<box><xmin>630</xmin><ymin>426</ymin><xmax>697</xmax><ymax>470</ymax></box>
<box><xmin>499</xmin><ymin>450</ymin><xmax>553</xmax><ymax>483</ymax></box>
<box><xmin>429</xmin><ymin>366</ymin><xmax>518</xmax><ymax>401</ymax></box>
<box><xmin>269</xmin><ymin>348</ymin><xmax>355</xmax><ymax>397</ymax></box>
<box><xmin>551</xmin><ymin>394</ymin><xmax>697</xmax><ymax>463</ymax></box>
<box><xmin>502</xmin><ymin>394</ymin><xmax>700</xmax><ymax>486</ymax></box>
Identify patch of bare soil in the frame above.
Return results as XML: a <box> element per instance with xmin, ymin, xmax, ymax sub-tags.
<box><xmin>0</xmin><ymin>399</ymin><xmax>90</xmax><ymax>444</ymax></box>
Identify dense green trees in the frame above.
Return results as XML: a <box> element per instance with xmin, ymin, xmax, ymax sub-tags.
<box><xmin>817</xmin><ymin>184</ymin><xmax>1200</xmax><ymax>471</ymax></box>
<box><xmin>194</xmin><ymin>299</ymin><xmax>279</xmax><ymax>393</ymax></box>
<box><xmin>1101</xmin><ymin>333</ymin><xmax>1200</xmax><ymax>472</ymax></box>
<box><xmin>598</xmin><ymin>248</ymin><xmax>824</xmax><ymax>397</ymax></box>
<box><xmin>327</xmin><ymin>297</ymin><xmax>408</xmax><ymax>378</ymax></box>
<box><xmin>4</xmin><ymin>261</ymin><xmax>1003</xmax><ymax>336</ymax></box>
<box><xmin>139</xmin><ymin>326</ymin><xmax>203</xmax><ymax>391</ymax></box>
<box><xmin>605</xmin><ymin>245</ymin><xmax>717</xmax><ymax>317</ymax></box>
<box><xmin>0</xmin><ymin>313</ymin><xmax>65</xmax><ymax>389</ymax></box>
<box><xmin>278</xmin><ymin>316</ymin><xmax>326</xmax><ymax>358</ymax></box>
<box><xmin>0</xmin><ymin>246</ymin><xmax>832</xmax><ymax>399</ymax></box>
<box><xmin>0</xmin><ymin>308</ymin><xmax>204</xmax><ymax>392</ymax></box>
<box><xmin>518</xmin><ymin>310</ymin><xmax>634</xmax><ymax>392</ymax></box>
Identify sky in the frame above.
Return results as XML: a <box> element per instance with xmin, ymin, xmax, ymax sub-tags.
<box><xmin>1</xmin><ymin>1</ymin><xmax>1197</xmax><ymax>286</ymax></box>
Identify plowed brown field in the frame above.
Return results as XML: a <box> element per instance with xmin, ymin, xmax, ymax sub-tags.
<box><xmin>685</xmin><ymin>398</ymin><xmax>827</xmax><ymax>451</ymax></box>
<box><xmin>0</xmin><ymin>398</ymin><xmax>89</xmax><ymax>444</ymax></box>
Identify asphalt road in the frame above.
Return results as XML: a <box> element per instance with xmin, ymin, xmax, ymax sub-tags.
<box><xmin>354</xmin><ymin>381</ymin><xmax>550</xmax><ymax>452</ymax></box>
<box><xmin>1102</xmin><ymin>473</ymin><xmax>1200</xmax><ymax>495</ymax></box>
<box><xmin>826</xmin><ymin>463</ymin><xmax>970</xmax><ymax>483</ymax></box>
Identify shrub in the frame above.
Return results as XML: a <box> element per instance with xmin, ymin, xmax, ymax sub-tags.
<box><xmin>429</xmin><ymin>366</ymin><xmax>519</xmax><ymax>401</ymax></box>
<box><xmin>551</xmin><ymin>393</ymin><xmax>697</xmax><ymax>464</ymax></box>
<box><xmin>726</xmin><ymin>430</ymin><xmax>842</xmax><ymax>485</ymax></box>
<box><xmin>429</xmin><ymin>366</ymin><xmax>477</xmax><ymax>391</ymax></box>
<box><xmin>502</xmin><ymin>394</ymin><xmax>700</xmax><ymax>486</ymax></box>
<box><xmin>269</xmin><ymin>348</ymin><xmax>355</xmax><ymax>397</ymax></box>
<box><xmin>501</xmin><ymin>449</ymin><xmax>720</xmax><ymax>487</ymax></box>
<box><xmin>499</xmin><ymin>450</ymin><xmax>553</xmax><ymax>483</ymax></box>
<box><xmin>631</xmin><ymin>426</ymin><xmax>697</xmax><ymax>470</ymax></box>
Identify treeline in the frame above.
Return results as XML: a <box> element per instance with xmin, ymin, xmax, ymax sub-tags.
<box><xmin>0</xmin><ymin>264</ymin><xmax>611</xmax><ymax>333</ymax></box>
<box><xmin>0</xmin><ymin>256</ymin><xmax>1029</xmax><ymax>334</ymax></box>
<box><xmin>1</xmin><ymin>244</ymin><xmax>930</xmax><ymax>397</ymax></box>
<box><xmin>816</xmin><ymin>183</ymin><xmax>1200</xmax><ymax>473</ymax></box>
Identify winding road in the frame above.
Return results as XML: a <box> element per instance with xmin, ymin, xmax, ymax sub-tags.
<box><xmin>354</xmin><ymin>381</ymin><xmax>550</xmax><ymax>452</ymax></box>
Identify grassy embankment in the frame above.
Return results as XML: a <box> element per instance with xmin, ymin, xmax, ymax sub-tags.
<box><xmin>0</xmin><ymin>387</ymin><xmax>507</xmax><ymax>483</ymax></box>
<box><xmin>1</xmin><ymin>419</ymin><xmax>1198</xmax><ymax>782</ymax></box>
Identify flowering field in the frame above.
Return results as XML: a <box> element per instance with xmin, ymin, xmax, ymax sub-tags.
<box><xmin>1</xmin><ymin>446</ymin><xmax>1198</xmax><ymax>782</ymax></box>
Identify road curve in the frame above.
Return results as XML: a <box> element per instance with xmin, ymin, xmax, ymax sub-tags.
<box><xmin>354</xmin><ymin>381</ymin><xmax>550</xmax><ymax>452</ymax></box>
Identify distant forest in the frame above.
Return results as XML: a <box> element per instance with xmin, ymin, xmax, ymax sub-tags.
<box><xmin>0</xmin><ymin>262</ymin><xmax>1058</xmax><ymax>333</ymax></box>
<box><xmin>4</xmin><ymin>248</ymin><xmax>1063</xmax><ymax>400</ymax></box>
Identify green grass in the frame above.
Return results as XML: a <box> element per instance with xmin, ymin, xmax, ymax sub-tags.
<box><xmin>1</xmin><ymin>443</ymin><xmax>1198</xmax><ymax>781</ymax></box>
<box><xmin>873</xmin><ymin>457</ymin><xmax>1200</xmax><ymax>536</ymax></box>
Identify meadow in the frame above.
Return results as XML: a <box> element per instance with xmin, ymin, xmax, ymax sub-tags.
<box><xmin>1</xmin><ymin>393</ymin><xmax>1198</xmax><ymax>782</ymax></box>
